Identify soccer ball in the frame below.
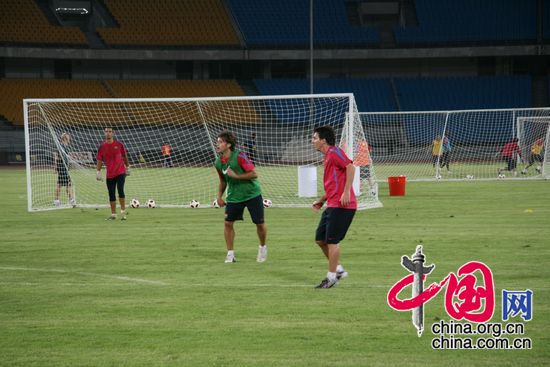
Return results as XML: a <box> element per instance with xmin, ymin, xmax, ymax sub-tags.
<box><xmin>146</xmin><ymin>199</ymin><xmax>156</xmax><ymax>208</ymax></box>
<box><xmin>521</xmin><ymin>169</ymin><xmax>528</xmax><ymax>175</ymax></box>
<box><xmin>498</xmin><ymin>173</ymin><xmax>505</xmax><ymax>179</ymax></box>
<box><xmin>212</xmin><ymin>199</ymin><xmax>220</xmax><ymax>208</ymax></box>
<box><xmin>130</xmin><ymin>198</ymin><xmax>140</xmax><ymax>208</ymax></box>
<box><xmin>536</xmin><ymin>166</ymin><xmax>542</xmax><ymax>173</ymax></box>
<box><xmin>435</xmin><ymin>174</ymin><xmax>442</xmax><ymax>180</ymax></box>
<box><xmin>263</xmin><ymin>198</ymin><xmax>272</xmax><ymax>208</ymax></box>
<box><xmin>190</xmin><ymin>200</ymin><xmax>200</xmax><ymax>208</ymax></box>
<box><xmin>466</xmin><ymin>175</ymin><xmax>474</xmax><ymax>179</ymax></box>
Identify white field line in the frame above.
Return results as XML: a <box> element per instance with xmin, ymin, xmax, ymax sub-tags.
<box><xmin>0</xmin><ymin>266</ymin><xmax>168</xmax><ymax>286</ymax></box>
<box><xmin>3</xmin><ymin>266</ymin><xmax>546</xmax><ymax>290</ymax></box>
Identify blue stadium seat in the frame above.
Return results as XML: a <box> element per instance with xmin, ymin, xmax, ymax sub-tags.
<box><xmin>395</xmin><ymin>76</ymin><xmax>532</xmax><ymax>111</ymax></box>
<box><xmin>254</xmin><ymin>78</ymin><xmax>397</xmax><ymax>112</ymax></box>
<box><xmin>227</xmin><ymin>0</ymin><xmax>379</xmax><ymax>47</ymax></box>
<box><xmin>395</xmin><ymin>0</ymin><xmax>537</xmax><ymax>46</ymax></box>
<box><xmin>395</xmin><ymin>76</ymin><xmax>532</xmax><ymax>144</ymax></box>
<box><xmin>544</xmin><ymin>0</ymin><xmax>550</xmax><ymax>39</ymax></box>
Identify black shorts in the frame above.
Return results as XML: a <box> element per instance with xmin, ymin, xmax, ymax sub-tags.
<box><xmin>225</xmin><ymin>195</ymin><xmax>264</xmax><ymax>224</ymax></box>
<box><xmin>315</xmin><ymin>207</ymin><xmax>356</xmax><ymax>245</ymax></box>
<box><xmin>57</xmin><ymin>171</ymin><xmax>71</xmax><ymax>186</ymax></box>
<box><xmin>503</xmin><ymin>157</ymin><xmax>517</xmax><ymax>171</ymax></box>
<box><xmin>529</xmin><ymin>154</ymin><xmax>543</xmax><ymax>164</ymax></box>
<box><xmin>106</xmin><ymin>174</ymin><xmax>126</xmax><ymax>202</ymax></box>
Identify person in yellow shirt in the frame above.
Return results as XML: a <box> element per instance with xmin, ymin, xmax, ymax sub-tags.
<box><xmin>522</xmin><ymin>137</ymin><xmax>545</xmax><ymax>174</ymax></box>
<box><xmin>431</xmin><ymin>135</ymin><xmax>442</xmax><ymax>168</ymax></box>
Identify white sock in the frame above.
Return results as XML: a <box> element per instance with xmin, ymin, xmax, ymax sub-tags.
<box><xmin>227</xmin><ymin>250</ymin><xmax>234</xmax><ymax>256</ymax></box>
<box><xmin>336</xmin><ymin>264</ymin><xmax>344</xmax><ymax>273</ymax></box>
<box><xmin>327</xmin><ymin>272</ymin><xmax>338</xmax><ymax>282</ymax></box>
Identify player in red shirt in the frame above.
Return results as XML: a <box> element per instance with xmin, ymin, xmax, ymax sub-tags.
<box><xmin>311</xmin><ymin>125</ymin><xmax>357</xmax><ymax>289</ymax></box>
<box><xmin>498</xmin><ymin>137</ymin><xmax>521</xmax><ymax>176</ymax></box>
<box><xmin>96</xmin><ymin>127</ymin><xmax>130</xmax><ymax>220</ymax></box>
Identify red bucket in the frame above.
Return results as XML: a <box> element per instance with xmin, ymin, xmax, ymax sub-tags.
<box><xmin>388</xmin><ymin>176</ymin><xmax>406</xmax><ymax>196</ymax></box>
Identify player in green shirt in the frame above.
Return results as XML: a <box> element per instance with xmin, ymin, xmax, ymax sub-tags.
<box><xmin>214</xmin><ymin>131</ymin><xmax>267</xmax><ymax>263</ymax></box>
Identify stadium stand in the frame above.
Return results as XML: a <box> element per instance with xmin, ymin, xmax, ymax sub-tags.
<box><xmin>254</xmin><ymin>78</ymin><xmax>397</xmax><ymax>112</ymax></box>
<box><xmin>0</xmin><ymin>79</ymin><xmax>251</xmax><ymax>126</ymax></box>
<box><xmin>544</xmin><ymin>0</ymin><xmax>550</xmax><ymax>39</ymax></box>
<box><xmin>97</xmin><ymin>0</ymin><xmax>240</xmax><ymax>47</ymax></box>
<box><xmin>0</xmin><ymin>0</ymin><xmax>87</xmax><ymax>46</ymax></box>
<box><xmin>394</xmin><ymin>0</ymin><xmax>537</xmax><ymax>46</ymax></box>
<box><xmin>227</xmin><ymin>0</ymin><xmax>379</xmax><ymax>47</ymax></box>
<box><xmin>395</xmin><ymin>76</ymin><xmax>532</xmax><ymax>111</ymax></box>
<box><xmin>107</xmin><ymin>80</ymin><xmax>246</xmax><ymax>98</ymax></box>
<box><xmin>0</xmin><ymin>79</ymin><xmax>110</xmax><ymax>126</ymax></box>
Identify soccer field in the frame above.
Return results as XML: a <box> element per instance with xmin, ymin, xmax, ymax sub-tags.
<box><xmin>1</xmin><ymin>167</ymin><xmax>549</xmax><ymax>366</ymax></box>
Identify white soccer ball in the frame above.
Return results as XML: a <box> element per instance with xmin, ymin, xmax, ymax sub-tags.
<box><xmin>466</xmin><ymin>175</ymin><xmax>474</xmax><ymax>179</ymax></box>
<box><xmin>498</xmin><ymin>173</ymin><xmax>505</xmax><ymax>179</ymax></box>
<box><xmin>536</xmin><ymin>166</ymin><xmax>542</xmax><ymax>173</ymax></box>
<box><xmin>263</xmin><ymin>198</ymin><xmax>272</xmax><ymax>208</ymax></box>
<box><xmin>190</xmin><ymin>200</ymin><xmax>200</xmax><ymax>208</ymax></box>
<box><xmin>146</xmin><ymin>199</ymin><xmax>156</xmax><ymax>208</ymax></box>
<box><xmin>521</xmin><ymin>169</ymin><xmax>528</xmax><ymax>175</ymax></box>
<box><xmin>130</xmin><ymin>198</ymin><xmax>140</xmax><ymax>208</ymax></box>
<box><xmin>435</xmin><ymin>174</ymin><xmax>442</xmax><ymax>180</ymax></box>
<box><xmin>212</xmin><ymin>199</ymin><xmax>220</xmax><ymax>208</ymax></box>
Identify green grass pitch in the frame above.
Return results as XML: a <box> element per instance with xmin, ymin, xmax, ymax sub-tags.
<box><xmin>1</xmin><ymin>167</ymin><xmax>549</xmax><ymax>366</ymax></box>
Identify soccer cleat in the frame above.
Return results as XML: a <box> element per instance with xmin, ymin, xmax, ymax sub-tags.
<box><xmin>315</xmin><ymin>277</ymin><xmax>338</xmax><ymax>289</ymax></box>
<box><xmin>120</xmin><ymin>211</ymin><xmax>127</xmax><ymax>220</ymax></box>
<box><xmin>336</xmin><ymin>270</ymin><xmax>348</xmax><ymax>280</ymax></box>
<box><xmin>69</xmin><ymin>199</ymin><xmax>76</xmax><ymax>208</ymax></box>
<box><xmin>106</xmin><ymin>215</ymin><xmax>117</xmax><ymax>221</ymax></box>
<box><xmin>224</xmin><ymin>253</ymin><xmax>236</xmax><ymax>263</ymax></box>
<box><xmin>256</xmin><ymin>245</ymin><xmax>267</xmax><ymax>263</ymax></box>
<box><xmin>53</xmin><ymin>200</ymin><xmax>61</xmax><ymax>207</ymax></box>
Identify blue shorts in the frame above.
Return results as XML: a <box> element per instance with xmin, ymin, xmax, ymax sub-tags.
<box><xmin>315</xmin><ymin>207</ymin><xmax>356</xmax><ymax>245</ymax></box>
<box><xmin>225</xmin><ymin>195</ymin><xmax>264</xmax><ymax>224</ymax></box>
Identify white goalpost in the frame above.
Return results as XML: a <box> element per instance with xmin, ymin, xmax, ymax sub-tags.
<box><xmin>24</xmin><ymin>94</ymin><xmax>382</xmax><ymax>212</ymax></box>
<box><xmin>517</xmin><ymin>116</ymin><xmax>550</xmax><ymax>177</ymax></box>
<box><xmin>357</xmin><ymin>108</ymin><xmax>550</xmax><ymax>181</ymax></box>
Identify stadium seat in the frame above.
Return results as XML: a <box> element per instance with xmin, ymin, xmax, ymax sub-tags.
<box><xmin>227</xmin><ymin>0</ymin><xmax>379</xmax><ymax>47</ymax></box>
<box><xmin>395</xmin><ymin>0</ymin><xmax>537</xmax><ymax>46</ymax></box>
<box><xmin>0</xmin><ymin>0</ymin><xmax>86</xmax><ymax>45</ymax></box>
<box><xmin>97</xmin><ymin>0</ymin><xmax>240</xmax><ymax>47</ymax></box>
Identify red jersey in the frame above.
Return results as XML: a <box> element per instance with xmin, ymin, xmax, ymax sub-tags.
<box><xmin>323</xmin><ymin>146</ymin><xmax>357</xmax><ymax>209</ymax></box>
<box><xmin>97</xmin><ymin>140</ymin><xmax>127</xmax><ymax>179</ymax></box>
<box><xmin>218</xmin><ymin>151</ymin><xmax>255</xmax><ymax>174</ymax></box>
<box><xmin>501</xmin><ymin>142</ymin><xmax>520</xmax><ymax>158</ymax></box>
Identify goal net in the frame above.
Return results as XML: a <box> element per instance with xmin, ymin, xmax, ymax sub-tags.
<box><xmin>25</xmin><ymin>94</ymin><xmax>382</xmax><ymax>211</ymax></box>
<box><xmin>358</xmin><ymin>108</ymin><xmax>550</xmax><ymax>181</ymax></box>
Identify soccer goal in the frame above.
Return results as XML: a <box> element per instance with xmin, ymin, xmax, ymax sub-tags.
<box><xmin>357</xmin><ymin>108</ymin><xmax>550</xmax><ymax>181</ymax></box>
<box><xmin>24</xmin><ymin>94</ymin><xmax>382</xmax><ymax>211</ymax></box>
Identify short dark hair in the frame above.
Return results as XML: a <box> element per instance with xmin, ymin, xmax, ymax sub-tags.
<box><xmin>314</xmin><ymin>125</ymin><xmax>336</xmax><ymax>146</ymax></box>
<box><xmin>218</xmin><ymin>130</ymin><xmax>237</xmax><ymax>151</ymax></box>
